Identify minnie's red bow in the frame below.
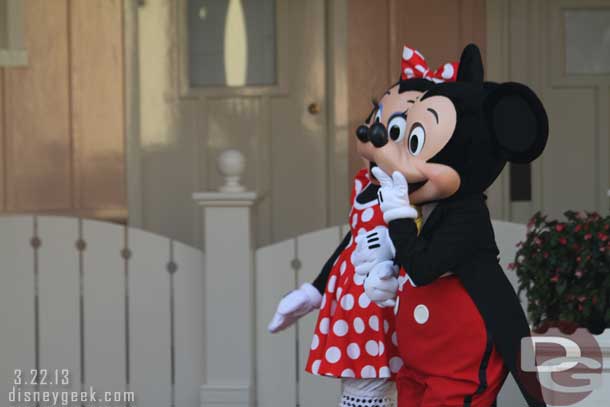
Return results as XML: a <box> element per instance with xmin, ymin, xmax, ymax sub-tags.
<box><xmin>401</xmin><ymin>45</ymin><xmax>458</xmax><ymax>83</ymax></box>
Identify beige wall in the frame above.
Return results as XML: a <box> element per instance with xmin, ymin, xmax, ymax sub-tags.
<box><xmin>0</xmin><ymin>0</ymin><xmax>126</xmax><ymax>222</ymax></box>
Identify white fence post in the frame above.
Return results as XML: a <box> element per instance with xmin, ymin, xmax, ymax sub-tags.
<box><xmin>193</xmin><ymin>150</ymin><xmax>257</xmax><ymax>407</ymax></box>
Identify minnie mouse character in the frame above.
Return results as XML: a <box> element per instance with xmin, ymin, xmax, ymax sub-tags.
<box><xmin>267</xmin><ymin>49</ymin><xmax>458</xmax><ymax>407</ymax></box>
<box><xmin>267</xmin><ymin>164</ymin><xmax>402</xmax><ymax>407</ymax></box>
<box><xmin>359</xmin><ymin>44</ymin><xmax>548</xmax><ymax>407</ymax></box>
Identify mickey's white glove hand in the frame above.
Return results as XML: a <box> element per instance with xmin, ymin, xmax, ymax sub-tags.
<box><xmin>364</xmin><ymin>260</ymin><xmax>399</xmax><ymax>308</ymax></box>
<box><xmin>268</xmin><ymin>283</ymin><xmax>322</xmax><ymax>333</ymax></box>
<box><xmin>351</xmin><ymin>226</ymin><xmax>395</xmax><ymax>276</ymax></box>
<box><xmin>371</xmin><ymin>167</ymin><xmax>418</xmax><ymax>223</ymax></box>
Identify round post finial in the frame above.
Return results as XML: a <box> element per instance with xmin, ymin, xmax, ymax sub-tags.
<box><xmin>217</xmin><ymin>149</ymin><xmax>246</xmax><ymax>192</ymax></box>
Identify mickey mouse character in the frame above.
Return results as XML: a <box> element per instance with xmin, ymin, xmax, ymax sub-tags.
<box><xmin>359</xmin><ymin>44</ymin><xmax>548</xmax><ymax>407</ymax></box>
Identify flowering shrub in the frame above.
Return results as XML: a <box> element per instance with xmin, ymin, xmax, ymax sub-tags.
<box><xmin>511</xmin><ymin>211</ymin><xmax>610</xmax><ymax>332</ymax></box>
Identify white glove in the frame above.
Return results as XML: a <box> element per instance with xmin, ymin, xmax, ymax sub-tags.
<box><xmin>371</xmin><ymin>167</ymin><xmax>418</xmax><ymax>223</ymax></box>
<box><xmin>364</xmin><ymin>260</ymin><xmax>399</xmax><ymax>308</ymax></box>
<box><xmin>268</xmin><ymin>283</ymin><xmax>322</xmax><ymax>333</ymax></box>
<box><xmin>351</xmin><ymin>226</ymin><xmax>395</xmax><ymax>276</ymax></box>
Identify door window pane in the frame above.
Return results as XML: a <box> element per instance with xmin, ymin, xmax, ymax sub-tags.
<box><xmin>565</xmin><ymin>9</ymin><xmax>610</xmax><ymax>75</ymax></box>
<box><xmin>188</xmin><ymin>0</ymin><xmax>276</xmax><ymax>87</ymax></box>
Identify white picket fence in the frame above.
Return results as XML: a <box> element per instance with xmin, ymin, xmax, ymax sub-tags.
<box><xmin>1</xmin><ymin>214</ymin><xmax>608</xmax><ymax>407</ymax></box>
<box><xmin>0</xmin><ymin>215</ymin><xmax>203</xmax><ymax>407</ymax></box>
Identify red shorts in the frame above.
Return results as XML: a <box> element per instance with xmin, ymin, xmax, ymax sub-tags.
<box><xmin>395</xmin><ymin>274</ymin><xmax>507</xmax><ymax>407</ymax></box>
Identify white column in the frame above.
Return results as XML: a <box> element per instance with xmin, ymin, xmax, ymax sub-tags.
<box><xmin>193</xmin><ymin>150</ymin><xmax>257</xmax><ymax>407</ymax></box>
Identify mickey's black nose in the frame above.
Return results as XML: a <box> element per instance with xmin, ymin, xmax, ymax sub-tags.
<box><xmin>368</xmin><ymin>122</ymin><xmax>388</xmax><ymax>147</ymax></box>
<box><xmin>355</xmin><ymin>125</ymin><xmax>369</xmax><ymax>143</ymax></box>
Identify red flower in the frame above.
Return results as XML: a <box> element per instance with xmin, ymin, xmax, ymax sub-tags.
<box><xmin>575</xmin><ymin>270</ymin><xmax>583</xmax><ymax>278</ymax></box>
<box><xmin>550</xmin><ymin>275</ymin><xmax>560</xmax><ymax>283</ymax></box>
<box><xmin>575</xmin><ymin>224</ymin><xmax>582</xmax><ymax>232</ymax></box>
<box><xmin>576</xmin><ymin>256</ymin><xmax>582</xmax><ymax>262</ymax></box>
<box><xmin>558</xmin><ymin>237</ymin><xmax>567</xmax><ymax>245</ymax></box>
<box><xmin>578</xmin><ymin>295</ymin><xmax>587</xmax><ymax>302</ymax></box>
<box><xmin>584</xmin><ymin>233</ymin><xmax>592</xmax><ymax>240</ymax></box>
<box><xmin>598</xmin><ymin>232</ymin><xmax>608</xmax><ymax>241</ymax></box>
<box><xmin>507</xmin><ymin>263</ymin><xmax>516</xmax><ymax>270</ymax></box>
<box><xmin>556</xmin><ymin>224</ymin><xmax>565</xmax><ymax>232</ymax></box>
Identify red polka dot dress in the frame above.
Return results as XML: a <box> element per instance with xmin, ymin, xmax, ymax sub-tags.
<box><xmin>305</xmin><ymin>169</ymin><xmax>403</xmax><ymax>379</ymax></box>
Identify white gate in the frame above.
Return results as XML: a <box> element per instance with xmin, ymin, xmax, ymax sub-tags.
<box><xmin>0</xmin><ymin>215</ymin><xmax>204</xmax><ymax>407</ymax></box>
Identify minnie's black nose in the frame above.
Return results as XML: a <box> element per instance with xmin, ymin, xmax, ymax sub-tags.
<box><xmin>356</xmin><ymin>125</ymin><xmax>369</xmax><ymax>142</ymax></box>
<box><xmin>368</xmin><ymin>122</ymin><xmax>388</xmax><ymax>147</ymax></box>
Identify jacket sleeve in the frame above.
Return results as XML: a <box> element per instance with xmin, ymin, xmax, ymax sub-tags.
<box><xmin>388</xmin><ymin>201</ymin><xmax>495</xmax><ymax>286</ymax></box>
<box><xmin>312</xmin><ymin>232</ymin><xmax>351</xmax><ymax>294</ymax></box>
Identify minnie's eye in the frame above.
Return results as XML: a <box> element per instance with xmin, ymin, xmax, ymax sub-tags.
<box><xmin>387</xmin><ymin>115</ymin><xmax>407</xmax><ymax>142</ymax></box>
<box><xmin>374</xmin><ymin>109</ymin><xmax>382</xmax><ymax>122</ymax></box>
<box><xmin>408</xmin><ymin>124</ymin><xmax>426</xmax><ymax>156</ymax></box>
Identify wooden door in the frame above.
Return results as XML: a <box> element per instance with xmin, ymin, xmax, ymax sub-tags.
<box><xmin>488</xmin><ymin>0</ymin><xmax>610</xmax><ymax>224</ymax></box>
<box><xmin>135</xmin><ymin>0</ymin><xmax>332</xmax><ymax>247</ymax></box>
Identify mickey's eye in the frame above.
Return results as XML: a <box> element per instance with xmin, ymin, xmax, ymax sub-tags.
<box><xmin>387</xmin><ymin>114</ymin><xmax>407</xmax><ymax>142</ymax></box>
<box><xmin>408</xmin><ymin>124</ymin><xmax>426</xmax><ymax>156</ymax></box>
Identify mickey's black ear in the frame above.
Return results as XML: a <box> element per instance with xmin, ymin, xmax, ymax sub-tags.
<box><xmin>484</xmin><ymin>82</ymin><xmax>549</xmax><ymax>163</ymax></box>
<box><xmin>457</xmin><ymin>44</ymin><xmax>484</xmax><ymax>84</ymax></box>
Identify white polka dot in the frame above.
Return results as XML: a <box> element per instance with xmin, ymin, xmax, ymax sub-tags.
<box><xmin>351</xmin><ymin>214</ymin><xmax>359</xmax><ymax>227</ymax></box>
<box><xmin>336</xmin><ymin>287</ymin><xmax>343</xmax><ymax>300</ymax></box>
<box><xmin>402</xmin><ymin>46</ymin><xmax>414</xmax><ymax>60</ymax></box>
<box><xmin>333</xmin><ymin>320</ymin><xmax>348</xmax><ymax>337</ymax></box>
<box><xmin>365</xmin><ymin>340</ymin><xmax>379</xmax><ymax>356</ymax></box>
<box><xmin>354</xmin><ymin>179</ymin><xmax>363</xmax><ymax>195</ymax></box>
<box><xmin>361</xmin><ymin>365</ymin><xmax>376</xmax><ymax>378</ymax></box>
<box><xmin>369</xmin><ymin>315</ymin><xmax>380</xmax><ymax>331</ymax></box>
<box><xmin>378</xmin><ymin>340</ymin><xmax>385</xmax><ymax>355</ymax></box>
<box><xmin>384</xmin><ymin>319</ymin><xmax>390</xmax><ymax>334</ymax></box>
<box><xmin>358</xmin><ymin>292</ymin><xmax>371</xmax><ymax>308</ymax></box>
<box><xmin>325</xmin><ymin>347</ymin><xmax>341</xmax><ymax>363</ymax></box>
<box><xmin>328</xmin><ymin>276</ymin><xmax>337</xmax><ymax>293</ymax></box>
<box><xmin>390</xmin><ymin>357</ymin><xmax>404</xmax><ymax>373</ymax></box>
<box><xmin>442</xmin><ymin>63</ymin><xmax>454</xmax><ymax>79</ymax></box>
<box><xmin>414</xmin><ymin>304</ymin><xmax>430</xmax><ymax>324</ymax></box>
<box><xmin>340</xmin><ymin>261</ymin><xmax>347</xmax><ymax>275</ymax></box>
<box><xmin>357</xmin><ymin>228</ymin><xmax>366</xmax><ymax>237</ymax></box>
<box><xmin>353</xmin><ymin>317</ymin><xmax>365</xmax><ymax>334</ymax></box>
<box><xmin>404</xmin><ymin>67</ymin><xmax>414</xmax><ymax>78</ymax></box>
<box><xmin>342</xmin><ymin>369</ymin><xmax>355</xmax><ymax>377</ymax></box>
<box><xmin>340</xmin><ymin>294</ymin><xmax>355</xmax><ymax>311</ymax></box>
<box><xmin>330</xmin><ymin>300</ymin><xmax>337</xmax><ymax>316</ymax></box>
<box><xmin>361</xmin><ymin>208</ymin><xmax>374</xmax><ymax>222</ymax></box>
<box><xmin>347</xmin><ymin>343</ymin><xmax>360</xmax><ymax>359</ymax></box>
<box><xmin>320</xmin><ymin>294</ymin><xmax>327</xmax><ymax>309</ymax></box>
<box><xmin>379</xmin><ymin>366</ymin><xmax>391</xmax><ymax>377</ymax></box>
<box><xmin>415</xmin><ymin>64</ymin><xmax>427</xmax><ymax>73</ymax></box>
<box><xmin>319</xmin><ymin>317</ymin><xmax>330</xmax><ymax>334</ymax></box>
<box><xmin>311</xmin><ymin>334</ymin><xmax>319</xmax><ymax>350</ymax></box>
<box><xmin>312</xmin><ymin>359</ymin><xmax>321</xmax><ymax>374</ymax></box>
<box><xmin>353</xmin><ymin>273</ymin><xmax>366</xmax><ymax>286</ymax></box>
<box><xmin>391</xmin><ymin>332</ymin><xmax>398</xmax><ymax>346</ymax></box>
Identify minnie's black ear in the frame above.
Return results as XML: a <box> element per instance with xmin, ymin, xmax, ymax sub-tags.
<box><xmin>484</xmin><ymin>82</ymin><xmax>548</xmax><ymax>163</ymax></box>
<box><xmin>457</xmin><ymin>44</ymin><xmax>484</xmax><ymax>84</ymax></box>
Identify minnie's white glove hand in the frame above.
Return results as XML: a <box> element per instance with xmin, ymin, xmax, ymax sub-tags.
<box><xmin>351</xmin><ymin>226</ymin><xmax>395</xmax><ymax>276</ymax></box>
<box><xmin>364</xmin><ymin>260</ymin><xmax>399</xmax><ymax>308</ymax></box>
<box><xmin>371</xmin><ymin>167</ymin><xmax>418</xmax><ymax>223</ymax></box>
<box><xmin>268</xmin><ymin>283</ymin><xmax>322</xmax><ymax>333</ymax></box>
